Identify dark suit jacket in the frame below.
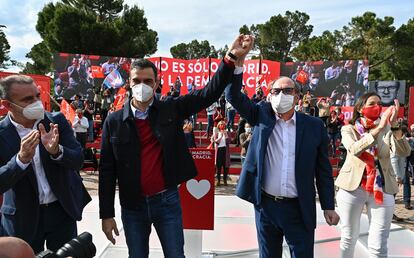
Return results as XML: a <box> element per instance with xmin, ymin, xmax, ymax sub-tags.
<box><xmin>225</xmin><ymin>74</ymin><xmax>335</xmax><ymax>231</ymax></box>
<box><xmin>99</xmin><ymin>61</ymin><xmax>235</xmax><ymax>219</ymax></box>
<box><xmin>0</xmin><ymin>112</ymin><xmax>91</xmax><ymax>242</ymax></box>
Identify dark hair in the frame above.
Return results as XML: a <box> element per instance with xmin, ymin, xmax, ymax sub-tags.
<box><xmin>349</xmin><ymin>92</ymin><xmax>381</xmax><ymax>125</ymax></box>
<box><xmin>0</xmin><ymin>75</ymin><xmax>34</xmax><ymax>100</ymax></box>
<box><xmin>130</xmin><ymin>59</ymin><xmax>157</xmax><ymax>80</ymax></box>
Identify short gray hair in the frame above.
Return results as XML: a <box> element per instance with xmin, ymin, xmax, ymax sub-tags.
<box><xmin>271</xmin><ymin>76</ymin><xmax>300</xmax><ymax>92</ymax></box>
<box><xmin>0</xmin><ymin>75</ymin><xmax>34</xmax><ymax>100</ymax></box>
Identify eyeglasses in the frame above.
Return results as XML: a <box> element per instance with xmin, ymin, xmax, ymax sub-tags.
<box><xmin>269</xmin><ymin>88</ymin><xmax>295</xmax><ymax>95</ymax></box>
<box><xmin>377</xmin><ymin>86</ymin><xmax>398</xmax><ymax>92</ymax></box>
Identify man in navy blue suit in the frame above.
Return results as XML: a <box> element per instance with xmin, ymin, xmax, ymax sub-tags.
<box><xmin>0</xmin><ymin>75</ymin><xmax>91</xmax><ymax>254</ymax></box>
<box><xmin>225</xmin><ymin>74</ymin><xmax>340</xmax><ymax>258</ymax></box>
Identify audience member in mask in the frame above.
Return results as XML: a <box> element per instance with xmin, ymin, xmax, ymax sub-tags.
<box><xmin>213</xmin><ymin>121</ymin><xmax>231</xmax><ymax>186</ymax></box>
<box><xmin>225</xmin><ymin>76</ymin><xmax>339</xmax><ymax>258</ymax></box>
<box><xmin>239</xmin><ymin>123</ymin><xmax>252</xmax><ymax>166</ymax></box>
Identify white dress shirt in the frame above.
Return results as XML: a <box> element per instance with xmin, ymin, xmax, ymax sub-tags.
<box><xmin>263</xmin><ymin>112</ymin><xmax>298</xmax><ymax>198</ymax></box>
<box><xmin>72</xmin><ymin>115</ymin><xmax>89</xmax><ymax>133</ymax></box>
<box><xmin>10</xmin><ymin>115</ymin><xmax>58</xmax><ymax>204</ymax></box>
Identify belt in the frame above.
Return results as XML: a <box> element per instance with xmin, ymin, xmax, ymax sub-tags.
<box><xmin>39</xmin><ymin>201</ymin><xmax>59</xmax><ymax>208</ymax></box>
<box><xmin>144</xmin><ymin>187</ymin><xmax>177</xmax><ymax>201</ymax></box>
<box><xmin>261</xmin><ymin>190</ymin><xmax>298</xmax><ymax>202</ymax></box>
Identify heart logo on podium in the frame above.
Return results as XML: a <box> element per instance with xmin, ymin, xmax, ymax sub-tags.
<box><xmin>186</xmin><ymin>179</ymin><xmax>211</xmax><ymax>200</ymax></box>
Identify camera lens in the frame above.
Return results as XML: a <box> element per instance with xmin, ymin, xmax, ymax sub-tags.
<box><xmin>55</xmin><ymin>232</ymin><xmax>96</xmax><ymax>258</ymax></box>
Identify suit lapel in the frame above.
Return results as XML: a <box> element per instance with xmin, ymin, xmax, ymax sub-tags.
<box><xmin>0</xmin><ymin>116</ymin><xmax>21</xmax><ymax>156</ymax></box>
<box><xmin>295</xmin><ymin>112</ymin><xmax>305</xmax><ymax>168</ymax></box>
<box><xmin>0</xmin><ymin>116</ymin><xmax>39</xmax><ymax>194</ymax></box>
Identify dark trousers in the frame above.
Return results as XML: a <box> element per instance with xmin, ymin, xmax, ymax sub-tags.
<box><xmin>31</xmin><ymin>201</ymin><xmax>77</xmax><ymax>254</ymax></box>
<box><xmin>207</xmin><ymin>114</ymin><xmax>214</xmax><ymax>136</ymax></box>
<box><xmin>76</xmin><ymin>132</ymin><xmax>87</xmax><ymax>150</ymax></box>
<box><xmin>216</xmin><ymin>147</ymin><xmax>228</xmax><ymax>181</ymax></box>
<box><xmin>121</xmin><ymin>188</ymin><xmax>184</xmax><ymax>258</ymax></box>
<box><xmin>404</xmin><ymin>165</ymin><xmax>411</xmax><ymax>205</ymax></box>
<box><xmin>226</xmin><ymin>109</ymin><xmax>236</xmax><ymax>131</ymax></box>
<box><xmin>255</xmin><ymin>194</ymin><xmax>314</xmax><ymax>258</ymax></box>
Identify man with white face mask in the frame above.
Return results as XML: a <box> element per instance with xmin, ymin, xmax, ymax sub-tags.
<box><xmin>0</xmin><ymin>75</ymin><xmax>91</xmax><ymax>253</ymax></box>
<box><xmin>225</xmin><ymin>76</ymin><xmax>339</xmax><ymax>258</ymax></box>
<box><xmin>99</xmin><ymin>34</ymin><xmax>254</xmax><ymax>257</ymax></box>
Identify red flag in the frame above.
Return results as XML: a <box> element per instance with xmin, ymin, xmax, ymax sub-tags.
<box><xmin>114</xmin><ymin>87</ymin><xmax>127</xmax><ymax>111</ymax></box>
<box><xmin>60</xmin><ymin>99</ymin><xmax>76</xmax><ymax>125</ymax></box>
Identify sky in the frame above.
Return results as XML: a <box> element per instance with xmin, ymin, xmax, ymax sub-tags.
<box><xmin>0</xmin><ymin>0</ymin><xmax>413</xmax><ymax>72</ymax></box>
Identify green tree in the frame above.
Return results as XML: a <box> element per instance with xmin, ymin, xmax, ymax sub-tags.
<box><xmin>170</xmin><ymin>40</ymin><xmax>218</xmax><ymax>59</ymax></box>
<box><xmin>0</xmin><ymin>25</ymin><xmax>11</xmax><ymax>69</ymax></box>
<box><xmin>216</xmin><ymin>44</ymin><xmax>229</xmax><ymax>58</ymax></box>
<box><xmin>254</xmin><ymin>11</ymin><xmax>313</xmax><ymax>61</ymax></box>
<box><xmin>291</xmin><ymin>30</ymin><xmax>345</xmax><ymax>61</ymax></box>
<box><xmin>391</xmin><ymin>18</ymin><xmax>414</xmax><ymax>85</ymax></box>
<box><xmin>23</xmin><ymin>42</ymin><xmax>53</xmax><ymax>74</ymax></box>
<box><xmin>341</xmin><ymin>12</ymin><xmax>396</xmax><ymax>80</ymax></box>
<box><xmin>25</xmin><ymin>0</ymin><xmax>158</xmax><ymax>74</ymax></box>
<box><xmin>62</xmin><ymin>0</ymin><xmax>123</xmax><ymax>21</ymax></box>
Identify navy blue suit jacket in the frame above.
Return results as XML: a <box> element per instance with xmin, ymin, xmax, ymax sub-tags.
<box><xmin>0</xmin><ymin>112</ymin><xmax>91</xmax><ymax>242</ymax></box>
<box><xmin>225</xmin><ymin>74</ymin><xmax>335</xmax><ymax>230</ymax></box>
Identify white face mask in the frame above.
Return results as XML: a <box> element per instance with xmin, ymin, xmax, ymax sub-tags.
<box><xmin>310</xmin><ymin>78</ymin><xmax>319</xmax><ymax>85</ymax></box>
<box><xmin>131</xmin><ymin>83</ymin><xmax>154</xmax><ymax>102</ymax></box>
<box><xmin>11</xmin><ymin>100</ymin><xmax>45</xmax><ymax>120</ymax></box>
<box><xmin>245</xmin><ymin>127</ymin><xmax>252</xmax><ymax>133</ymax></box>
<box><xmin>270</xmin><ymin>92</ymin><xmax>294</xmax><ymax>114</ymax></box>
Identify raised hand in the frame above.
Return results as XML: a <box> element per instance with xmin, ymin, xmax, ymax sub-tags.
<box><xmin>39</xmin><ymin>123</ymin><xmax>60</xmax><ymax>156</ymax></box>
<box><xmin>18</xmin><ymin>130</ymin><xmax>40</xmax><ymax>164</ymax></box>
<box><xmin>389</xmin><ymin>99</ymin><xmax>400</xmax><ymax>126</ymax></box>
<box><xmin>378</xmin><ymin>107</ymin><xmax>393</xmax><ymax>129</ymax></box>
<box><xmin>228</xmin><ymin>34</ymin><xmax>255</xmax><ymax>66</ymax></box>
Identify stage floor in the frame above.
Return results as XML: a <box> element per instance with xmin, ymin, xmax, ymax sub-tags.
<box><xmin>79</xmin><ymin>195</ymin><xmax>414</xmax><ymax>258</ymax></box>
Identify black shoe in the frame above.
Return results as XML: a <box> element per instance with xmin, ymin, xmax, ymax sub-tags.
<box><xmin>393</xmin><ymin>214</ymin><xmax>404</xmax><ymax>222</ymax></box>
<box><xmin>405</xmin><ymin>204</ymin><xmax>413</xmax><ymax>210</ymax></box>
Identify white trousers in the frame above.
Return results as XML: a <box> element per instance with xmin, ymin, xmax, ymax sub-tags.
<box><xmin>337</xmin><ymin>187</ymin><xmax>395</xmax><ymax>258</ymax></box>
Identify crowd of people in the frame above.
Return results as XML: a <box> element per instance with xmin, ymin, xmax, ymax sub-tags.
<box><xmin>0</xmin><ymin>32</ymin><xmax>413</xmax><ymax>258</ymax></box>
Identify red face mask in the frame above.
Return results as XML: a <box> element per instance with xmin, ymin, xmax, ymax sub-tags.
<box><xmin>361</xmin><ymin>104</ymin><xmax>381</xmax><ymax>121</ymax></box>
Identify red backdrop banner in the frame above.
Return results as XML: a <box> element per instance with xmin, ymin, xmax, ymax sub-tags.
<box><xmin>179</xmin><ymin>148</ymin><xmax>215</xmax><ymax>230</ymax></box>
<box><xmin>0</xmin><ymin>72</ymin><xmax>51</xmax><ymax>117</ymax></box>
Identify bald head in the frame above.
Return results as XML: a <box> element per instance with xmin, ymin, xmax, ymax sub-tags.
<box><xmin>272</xmin><ymin>77</ymin><xmax>296</xmax><ymax>90</ymax></box>
<box><xmin>0</xmin><ymin>237</ymin><xmax>35</xmax><ymax>258</ymax></box>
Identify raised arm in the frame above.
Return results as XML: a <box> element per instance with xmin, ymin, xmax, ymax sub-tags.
<box><xmin>175</xmin><ymin>35</ymin><xmax>254</xmax><ymax>120</ymax></box>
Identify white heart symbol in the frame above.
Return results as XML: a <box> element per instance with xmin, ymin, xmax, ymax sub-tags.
<box><xmin>186</xmin><ymin>179</ymin><xmax>211</xmax><ymax>200</ymax></box>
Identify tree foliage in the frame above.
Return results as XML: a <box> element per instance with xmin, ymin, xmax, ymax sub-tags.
<box><xmin>0</xmin><ymin>25</ymin><xmax>11</xmax><ymax>69</ymax></box>
<box><xmin>240</xmin><ymin>11</ymin><xmax>313</xmax><ymax>61</ymax></box>
<box><xmin>170</xmin><ymin>40</ymin><xmax>218</xmax><ymax>59</ymax></box>
<box><xmin>24</xmin><ymin>0</ymin><xmax>158</xmax><ymax>74</ymax></box>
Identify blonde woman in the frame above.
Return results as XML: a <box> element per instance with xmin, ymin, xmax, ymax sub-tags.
<box><xmin>213</xmin><ymin>120</ymin><xmax>231</xmax><ymax>186</ymax></box>
<box><xmin>335</xmin><ymin>92</ymin><xmax>411</xmax><ymax>258</ymax></box>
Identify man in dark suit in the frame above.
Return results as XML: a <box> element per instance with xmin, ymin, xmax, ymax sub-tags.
<box><xmin>99</xmin><ymin>35</ymin><xmax>254</xmax><ymax>257</ymax></box>
<box><xmin>0</xmin><ymin>75</ymin><xmax>91</xmax><ymax>254</ymax></box>
<box><xmin>225</xmin><ymin>75</ymin><xmax>340</xmax><ymax>258</ymax></box>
